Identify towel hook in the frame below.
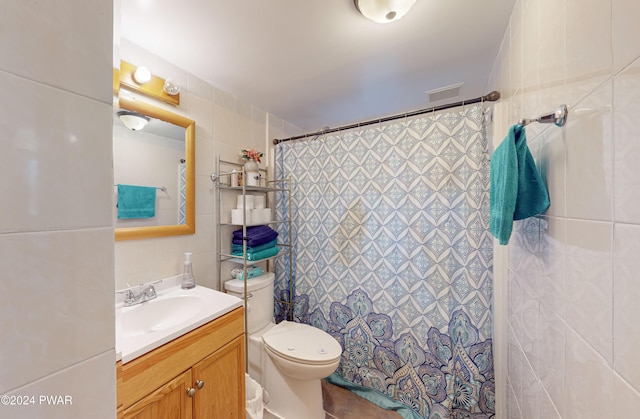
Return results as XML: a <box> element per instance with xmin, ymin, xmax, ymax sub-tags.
<box><xmin>518</xmin><ymin>104</ymin><xmax>568</xmax><ymax>127</ymax></box>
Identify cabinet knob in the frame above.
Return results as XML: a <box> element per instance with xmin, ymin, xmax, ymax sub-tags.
<box><xmin>196</xmin><ymin>380</ymin><xmax>205</xmax><ymax>389</ymax></box>
<box><xmin>187</xmin><ymin>387</ymin><xmax>196</xmax><ymax>397</ymax></box>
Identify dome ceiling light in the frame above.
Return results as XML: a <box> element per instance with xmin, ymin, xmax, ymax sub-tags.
<box><xmin>354</xmin><ymin>0</ymin><xmax>416</xmax><ymax>23</ymax></box>
<box><xmin>117</xmin><ymin>110</ymin><xmax>150</xmax><ymax>131</ymax></box>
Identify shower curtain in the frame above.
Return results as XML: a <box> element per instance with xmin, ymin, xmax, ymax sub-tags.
<box><xmin>274</xmin><ymin>104</ymin><xmax>494</xmax><ymax>419</ymax></box>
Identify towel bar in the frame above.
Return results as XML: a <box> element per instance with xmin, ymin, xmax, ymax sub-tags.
<box><xmin>114</xmin><ymin>184</ymin><xmax>167</xmax><ymax>192</ymax></box>
<box><xmin>518</xmin><ymin>104</ymin><xmax>568</xmax><ymax>127</ymax></box>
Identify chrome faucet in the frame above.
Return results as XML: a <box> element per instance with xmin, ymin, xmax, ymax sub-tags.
<box><xmin>118</xmin><ymin>282</ymin><xmax>159</xmax><ymax>307</ymax></box>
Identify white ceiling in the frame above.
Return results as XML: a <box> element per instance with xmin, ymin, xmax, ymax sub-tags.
<box><xmin>119</xmin><ymin>0</ymin><xmax>515</xmax><ymax>133</ymax></box>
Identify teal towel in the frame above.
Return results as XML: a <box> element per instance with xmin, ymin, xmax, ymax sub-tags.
<box><xmin>231</xmin><ymin>245</ymin><xmax>279</xmax><ymax>261</ymax></box>
<box><xmin>231</xmin><ymin>266</ymin><xmax>264</xmax><ymax>280</ymax></box>
<box><xmin>231</xmin><ymin>239</ymin><xmax>278</xmax><ymax>254</ymax></box>
<box><xmin>117</xmin><ymin>184</ymin><xmax>156</xmax><ymax>219</ymax></box>
<box><xmin>490</xmin><ymin>125</ymin><xmax>550</xmax><ymax>245</ymax></box>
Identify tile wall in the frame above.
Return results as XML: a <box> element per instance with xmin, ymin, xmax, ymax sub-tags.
<box><xmin>113</xmin><ymin>39</ymin><xmax>303</xmax><ymax>291</ymax></box>
<box><xmin>0</xmin><ymin>1</ymin><xmax>116</xmax><ymax>418</ymax></box>
<box><xmin>488</xmin><ymin>0</ymin><xmax>640</xmax><ymax>417</ymax></box>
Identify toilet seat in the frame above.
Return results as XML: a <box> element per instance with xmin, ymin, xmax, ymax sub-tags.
<box><xmin>262</xmin><ymin>321</ymin><xmax>342</xmax><ymax>365</ymax></box>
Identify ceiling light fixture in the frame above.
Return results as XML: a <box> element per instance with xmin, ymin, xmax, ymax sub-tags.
<box><xmin>117</xmin><ymin>110</ymin><xmax>150</xmax><ymax>131</ymax></box>
<box><xmin>354</xmin><ymin>0</ymin><xmax>416</xmax><ymax>23</ymax></box>
<box><xmin>132</xmin><ymin>66</ymin><xmax>152</xmax><ymax>84</ymax></box>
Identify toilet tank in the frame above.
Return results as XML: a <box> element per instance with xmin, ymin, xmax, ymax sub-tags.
<box><xmin>224</xmin><ymin>272</ymin><xmax>274</xmax><ymax>334</ymax></box>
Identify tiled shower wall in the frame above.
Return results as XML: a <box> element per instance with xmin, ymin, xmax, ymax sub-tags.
<box><xmin>488</xmin><ymin>0</ymin><xmax>640</xmax><ymax>417</ymax></box>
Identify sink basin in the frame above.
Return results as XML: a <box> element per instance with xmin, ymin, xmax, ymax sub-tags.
<box><xmin>121</xmin><ymin>295</ymin><xmax>205</xmax><ymax>338</ymax></box>
<box><xmin>116</xmin><ymin>285</ymin><xmax>243</xmax><ymax>363</ymax></box>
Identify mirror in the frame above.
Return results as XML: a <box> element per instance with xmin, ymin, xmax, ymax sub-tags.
<box><xmin>114</xmin><ymin>96</ymin><xmax>195</xmax><ymax>241</ymax></box>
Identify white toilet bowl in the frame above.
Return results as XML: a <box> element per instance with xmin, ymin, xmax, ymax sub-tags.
<box><xmin>262</xmin><ymin>320</ymin><xmax>341</xmax><ymax>380</ymax></box>
<box><xmin>251</xmin><ymin>321</ymin><xmax>341</xmax><ymax>419</ymax></box>
<box><xmin>224</xmin><ymin>274</ymin><xmax>342</xmax><ymax>419</ymax></box>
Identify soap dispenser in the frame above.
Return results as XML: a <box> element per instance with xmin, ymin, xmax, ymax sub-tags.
<box><xmin>181</xmin><ymin>252</ymin><xmax>195</xmax><ymax>289</ymax></box>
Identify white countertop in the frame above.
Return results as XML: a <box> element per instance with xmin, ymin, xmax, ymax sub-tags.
<box><xmin>116</xmin><ymin>284</ymin><xmax>243</xmax><ymax>364</ymax></box>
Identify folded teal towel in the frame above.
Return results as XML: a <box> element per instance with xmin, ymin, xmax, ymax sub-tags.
<box><xmin>117</xmin><ymin>184</ymin><xmax>156</xmax><ymax>219</ymax></box>
<box><xmin>490</xmin><ymin>125</ymin><xmax>550</xmax><ymax>245</ymax></box>
<box><xmin>231</xmin><ymin>266</ymin><xmax>264</xmax><ymax>280</ymax></box>
<box><xmin>232</xmin><ymin>245</ymin><xmax>279</xmax><ymax>261</ymax></box>
<box><xmin>231</xmin><ymin>239</ymin><xmax>278</xmax><ymax>254</ymax></box>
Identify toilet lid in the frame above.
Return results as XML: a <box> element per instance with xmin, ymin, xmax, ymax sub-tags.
<box><xmin>262</xmin><ymin>321</ymin><xmax>342</xmax><ymax>365</ymax></box>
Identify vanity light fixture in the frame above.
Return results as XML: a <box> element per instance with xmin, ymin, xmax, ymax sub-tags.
<box><xmin>163</xmin><ymin>78</ymin><xmax>181</xmax><ymax>96</ymax></box>
<box><xmin>354</xmin><ymin>0</ymin><xmax>416</xmax><ymax>23</ymax></box>
<box><xmin>132</xmin><ymin>66</ymin><xmax>152</xmax><ymax>84</ymax></box>
<box><xmin>117</xmin><ymin>110</ymin><xmax>150</xmax><ymax>131</ymax></box>
<box><xmin>116</xmin><ymin>61</ymin><xmax>181</xmax><ymax>106</ymax></box>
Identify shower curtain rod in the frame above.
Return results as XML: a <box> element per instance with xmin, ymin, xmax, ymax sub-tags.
<box><xmin>273</xmin><ymin>90</ymin><xmax>501</xmax><ymax>145</ymax></box>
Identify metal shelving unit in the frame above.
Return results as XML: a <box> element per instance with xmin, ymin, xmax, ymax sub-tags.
<box><xmin>212</xmin><ymin>157</ymin><xmax>294</xmax><ymax>368</ymax></box>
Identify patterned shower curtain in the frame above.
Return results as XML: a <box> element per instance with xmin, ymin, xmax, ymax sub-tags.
<box><xmin>274</xmin><ymin>104</ymin><xmax>494</xmax><ymax>419</ymax></box>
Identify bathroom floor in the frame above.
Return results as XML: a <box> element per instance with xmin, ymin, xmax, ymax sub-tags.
<box><xmin>321</xmin><ymin>380</ymin><xmax>402</xmax><ymax>419</ymax></box>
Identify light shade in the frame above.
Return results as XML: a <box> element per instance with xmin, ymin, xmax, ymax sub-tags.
<box><xmin>117</xmin><ymin>110</ymin><xmax>150</xmax><ymax>131</ymax></box>
<box><xmin>163</xmin><ymin>78</ymin><xmax>181</xmax><ymax>96</ymax></box>
<box><xmin>354</xmin><ymin>0</ymin><xmax>416</xmax><ymax>23</ymax></box>
<box><xmin>132</xmin><ymin>66</ymin><xmax>152</xmax><ymax>84</ymax></box>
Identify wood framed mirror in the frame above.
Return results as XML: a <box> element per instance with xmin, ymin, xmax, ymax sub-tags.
<box><xmin>114</xmin><ymin>96</ymin><xmax>195</xmax><ymax>241</ymax></box>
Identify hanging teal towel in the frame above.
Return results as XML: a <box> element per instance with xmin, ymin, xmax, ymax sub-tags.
<box><xmin>117</xmin><ymin>184</ymin><xmax>157</xmax><ymax>219</ymax></box>
<box><xmin>490</xmin><ymin>125</ymin><xmax>550</xmax><ymax>245</ymax></box>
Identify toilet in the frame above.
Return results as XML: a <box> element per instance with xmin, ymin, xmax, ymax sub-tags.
<box><xmin>225</xmin><ymin>273</ymin><xmax>342</xmax><ymax>419</ymax></box>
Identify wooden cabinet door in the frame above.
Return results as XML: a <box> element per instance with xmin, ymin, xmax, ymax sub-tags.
<box><xmin>124</xmin><ymin>369</ymin><xmax>194</xmax><ymax>419</ymax></box>
<box><xmin>192</xmin><ymin>335</ymin><xmax>246</xmax><ymax>418</ymax></box>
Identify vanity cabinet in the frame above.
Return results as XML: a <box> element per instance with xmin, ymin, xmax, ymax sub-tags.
<box><xmin>192</xmin><ymin>335</ymin><xmax>244</xmax><ymax>417</ymax></box>
<box><xmin>122</xmin><ymin>369</ymin><xmax>193</xmax><ymax>419</ymax></box>
<box><xmin>117</xmin><ymin>307</ymin><xmax>245</xmax><ymax>419</ymax></box>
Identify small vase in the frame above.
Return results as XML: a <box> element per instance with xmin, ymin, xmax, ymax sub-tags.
<box><xmin>244</xmin><ymin>160</ymin><xmax>260</xmax><ymax>186</ymax></box>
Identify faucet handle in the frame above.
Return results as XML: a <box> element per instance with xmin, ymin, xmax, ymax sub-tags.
<box><xmin>117</xmin><ymin>289</ymin><xmax>136</xmax><ymax>305</ymax></box>
<box><xmin>145</xmin><ymin>280</ymin><xmax>161</xmax><ymax>299</ymax></box>
<box><xmin>146</xmin><ymin>285</ymin><xmax>157</xmax><ymax>299</ymax></box>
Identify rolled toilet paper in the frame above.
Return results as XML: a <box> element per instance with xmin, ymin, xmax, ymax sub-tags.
<box><xmin>250</xmin><ymin>209</ymin><xmax>263</xmax><ymax>224</ymax></box>
<box><xmin>253</xmin><ymin>195</ymin><xmax>265</xmax><ymax>209</ymax></box>
<box><xmin>231</xmin><ymin>208</ymin><xmax>251</xmax><ymax>225</ymax></box>
<box><xmin>261</xmin><ymin>208</ymin><xmax>272</xmax><ymax>223</ymax></box>
<box><xmin>237</xmin><ymin>195</ymin><xmax>254</xmax><ymax>209</ymax></box>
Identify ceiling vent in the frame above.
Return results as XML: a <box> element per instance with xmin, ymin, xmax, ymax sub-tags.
<box><xmin>426</xmin><ymin>83</ymin><xmax>464</xmax><ymax>103</ymax></box>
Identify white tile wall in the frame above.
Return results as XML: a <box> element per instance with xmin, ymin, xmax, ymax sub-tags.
<box><xmin>613</xmin><ymin>224</ymin><xmax>640</xmax><ymax>392</ymax></box>
<box><xmin>0</xmin><ymin>1</ymin><xmax>113</xmax><ymax>103</ymax></box>
<box><xmin>613</xmin><ymin>60</ymin><xmax>640</xmax><ymax>224</ymax></box>
<box><xmin>0</xmin><ymin>71</ymin><xmax>113</xmax><ymax>233</ymax></box>
<box><xmin>489</xmin><ymin>0</ymin><xmax>640</xmax><ymax>416</ymax></box>
<box><xmin>5</xmin><ymin>351</ymin><xmax>115</xmax><ymax>419</ymax></box>
<box><xmin>614</xmin><ymin>372</ymin><xmax>640</xmax><ymax>419</ymax></box>
<box><xmin>0</xmin><ymin>1</ymin><xmax>115</xmax><ymax>417</ymax></box>
<box><xmin>0</xmin><ymin>229</ymin><xmax>115</xmax><ymax>390</ymax></box>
